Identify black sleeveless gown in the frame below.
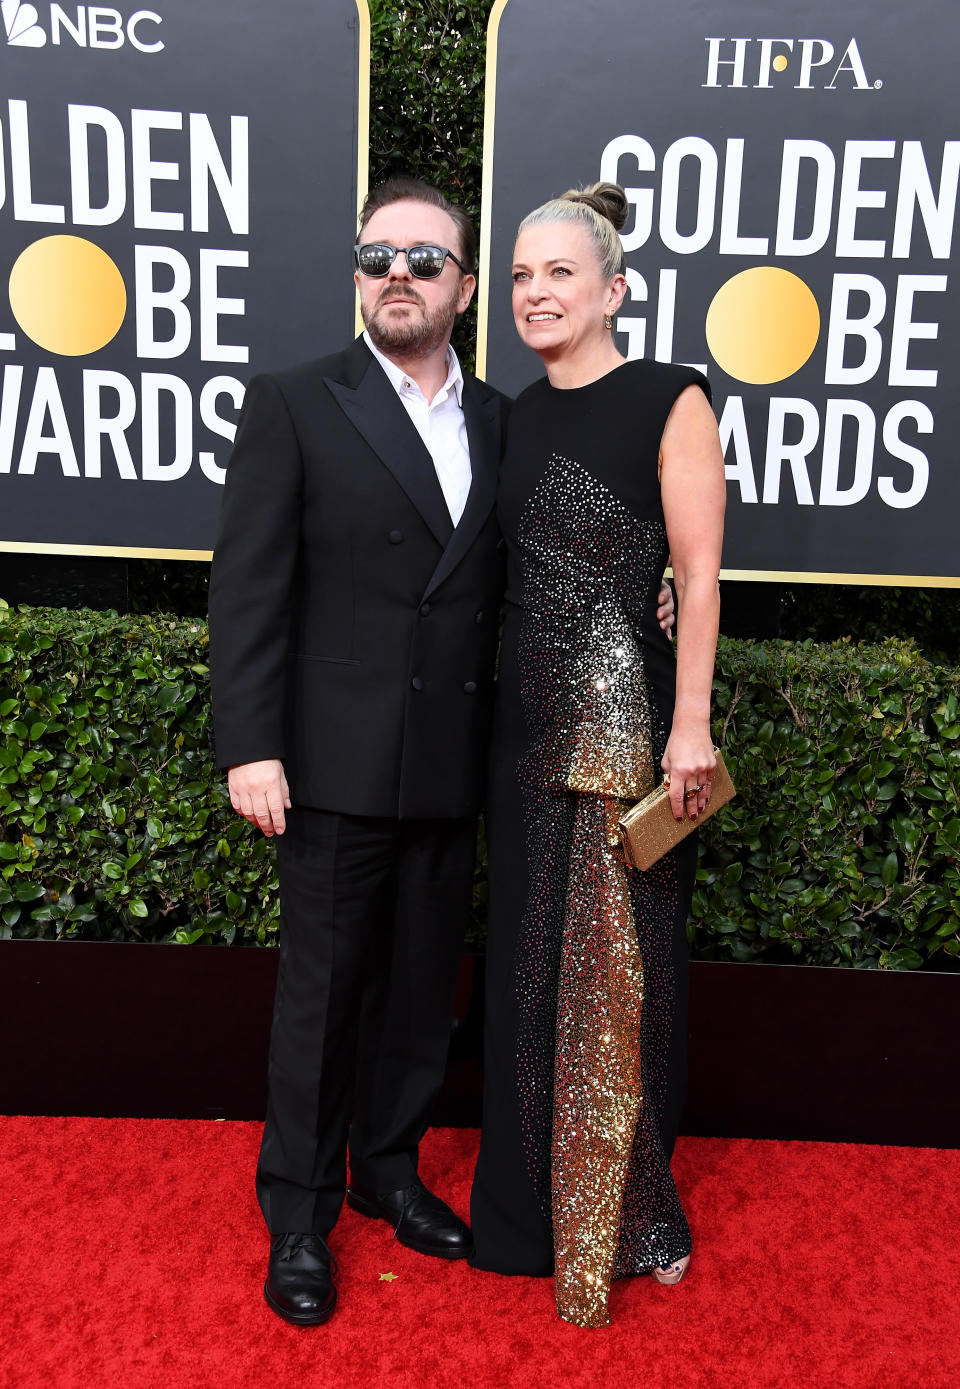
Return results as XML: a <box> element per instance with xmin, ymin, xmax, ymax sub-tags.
<box><xmin>469</xmin><ymin>359</ymin><xmax>711</xmax><ymax>1327</ymax></box>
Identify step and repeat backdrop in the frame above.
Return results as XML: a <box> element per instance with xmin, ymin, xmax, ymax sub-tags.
<box><xmin>0</xmin><ymin>0</ymin><xmax>368</xmax><ymax>557</ymax></box>
<box><xmin>3</xmin><ymin>0</ymin><xmax>957</xmax><ymax>581</ymax></box>
<box><xmin>478</xmin><ymin>0</ymin><xmax>959</xmax><ymax>583</ymax></box>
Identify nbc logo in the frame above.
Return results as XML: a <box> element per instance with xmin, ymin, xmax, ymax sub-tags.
<box><xmin>2</xmin><ymin>2</ymin><xmax>164</xmax><ymax>51</ymax></box>
<box><xmin>2</xmin><ymin>0</ymin><xmax>46</xmax><ymax>45</ymax></box>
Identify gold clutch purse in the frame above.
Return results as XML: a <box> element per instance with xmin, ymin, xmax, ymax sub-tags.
<box><xmin>614</xmin><ymin>748</ymin><xmax>736</xmax><ymax>871</ymax></box>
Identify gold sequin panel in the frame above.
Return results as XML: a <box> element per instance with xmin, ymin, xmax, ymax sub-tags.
<box><xmin>552</xmin><ymin>796</ymin><xmax>644</xmax><ymax>1328</ymax></box>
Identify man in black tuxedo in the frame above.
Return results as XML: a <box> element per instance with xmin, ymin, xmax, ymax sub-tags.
<box><xmin>208</xmin><ymin>177</ymin><xmax>508</xmax><ymax>1326</ymax></box>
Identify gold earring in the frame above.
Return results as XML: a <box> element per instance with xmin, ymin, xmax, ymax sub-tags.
<box><xmin>604</xmin><ymin>313</ymin><xmax>613</xmax><ymax>330</ymax></box>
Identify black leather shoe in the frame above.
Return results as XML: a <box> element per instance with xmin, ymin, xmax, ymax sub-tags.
<box><xmin>347</xmin><ymin>1179</ymin><xmax>474</xmax><ymax>1259</ymax></box>
<box><xmin>264</xmin><ymin>1232</ymin><xmax>338</xmax><ymax>1326</ymax></box>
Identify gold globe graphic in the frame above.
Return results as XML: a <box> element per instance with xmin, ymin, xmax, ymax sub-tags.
<box><xmin>705</xmin><ymin>267</ymin><xmax>820</xmax><ymax>385</ymax></box>
<box><xmin>8</xmin><ymin>235</ymin><xmax>127</xmax><ymax>356</ymax></box>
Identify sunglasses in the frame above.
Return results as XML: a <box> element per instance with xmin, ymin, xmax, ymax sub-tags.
<box><xmin>354</xmin><ymin>242</ymin><xmax>468</xmax><ymax>280</ymax></box>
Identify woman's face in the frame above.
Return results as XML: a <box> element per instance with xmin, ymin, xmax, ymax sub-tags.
<box><xmin>511</xmin><ymin>221</ymin><xmax>624</xmax><ymax>362</ymax></box>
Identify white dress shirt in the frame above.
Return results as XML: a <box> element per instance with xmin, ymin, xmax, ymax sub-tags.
<box><xmin>363</xmin><ymin>330</ymin><xmax>472</xmax><ymax>526</ymax></box>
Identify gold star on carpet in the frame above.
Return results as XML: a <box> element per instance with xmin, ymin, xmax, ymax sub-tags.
<box><xmin>379</xmin><ymin>1272</ymin><xmax>399</xmax><ymax>1282</ymax></box>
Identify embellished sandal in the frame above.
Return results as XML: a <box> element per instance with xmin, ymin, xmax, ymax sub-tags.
<box><xmin>652</xmin><ymin>1254</ymin><xmax>690</xmax><ymax>1285</ymax></box>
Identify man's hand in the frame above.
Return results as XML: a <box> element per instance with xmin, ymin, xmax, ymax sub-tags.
<box><xmin>228</xmin><ymin>760</ymin><xmax>291</xmax><ymax>837</ymax></box>
<box><xmin>657</xmin><ymin>579</ymin><xmax>676</xmax><ymax>638</ymax></box>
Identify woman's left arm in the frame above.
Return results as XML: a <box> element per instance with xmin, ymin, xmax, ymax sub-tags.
<box><xmin>659</xmin><ymin>383</ymin><xmax>726</xmax><ymax>821</ymax></box>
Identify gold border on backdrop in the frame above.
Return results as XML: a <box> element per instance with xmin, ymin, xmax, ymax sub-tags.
<box><xmin>473</xmin><ymin>0</ymin><xmax>957</xmax><ymax>590</ymax></box>
<box><xmin>660</xmin><ymin>565</ymin><xmax>960</xmax><ymax>587</ymax></box>
<box><xmin>475</xmin><ymin>0</ymin><xmax>510</xmax><ymax>383</ymax></box>
<box><xmin>2</xmin><ymin>540</ymin><xmax>952</xmax><ymax>586</ymax></box>
<box><xmin>354</xmin><ymin>0</ymin><xmax>371</xmax><ymax>338</ymax></box>
<box><xmin>2</xmin><ymin>0</ymin><xmax>373</xmax><ymax>563</ymax></box>
<box><xmin>718</xmin><ymin>570</ymin><xmax>960</xmax><ymax>588</ymax></box>
<box><xmin>0</xmin><ymin>540</ymin><xmax>212</xmax><ymax>560</ymax></box>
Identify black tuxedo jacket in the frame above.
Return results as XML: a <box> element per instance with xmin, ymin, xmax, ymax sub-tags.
<box><xmin>208</xmin><ymin>336</ymin><xmax>509</xmax><ymax>819</ymax></box>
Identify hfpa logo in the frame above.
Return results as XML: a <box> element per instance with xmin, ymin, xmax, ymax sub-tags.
<box><xmin>2</xmin><ymin>1</ymin><xmax>164</xmax><ymax>51</ymax></box>
<box><xmin>703</xmin><ymin>37</ymin><xmax>882</xmax><ymax>90</ymax></box>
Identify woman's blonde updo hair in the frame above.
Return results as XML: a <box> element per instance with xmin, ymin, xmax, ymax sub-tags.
<box><xmin>517</xmin><ymin>182</ymin><xmax>628</xmax><ymax>281</ymax></box>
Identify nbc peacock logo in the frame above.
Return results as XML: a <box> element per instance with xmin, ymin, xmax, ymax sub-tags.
<box><xmin>2</xmin><ymin>2</ymin><xmax>165</xmax><ymax>51</ymax></box>
<box><xmin>2</xmin><ymin>0</ymin><xmax>47</xmax><ymax>46</ymax></box>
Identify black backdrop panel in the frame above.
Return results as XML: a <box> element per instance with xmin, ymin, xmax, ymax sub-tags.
<box><xmin>0</xmin><ymin>0</ymin><xmax>366</xmax><ymax>555</ymax></box>
<box><xmin>480</xmin><ymin>0</ymin><xmax>959</xmax><ymax>581</ymax></box>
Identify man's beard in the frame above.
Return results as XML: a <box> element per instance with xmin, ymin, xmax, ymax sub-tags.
<box><xmin>363</xmin><ymin>282</ymin><xmax>460</xmax><ymax>358</ymax></box>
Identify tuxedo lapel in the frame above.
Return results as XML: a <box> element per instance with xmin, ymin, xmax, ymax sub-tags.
<box><xmin>422</xmin><ymin>376</ymin><xmax>501</xmax><ymax>601</ymax></box>
<box><xmin>324</xmin><ymin>342</ymin><xmax>453</xmax><ymax>548</ymax></box>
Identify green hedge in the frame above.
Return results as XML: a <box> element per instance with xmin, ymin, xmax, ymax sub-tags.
<box><xmin>694</xmin><ymin>639</ymin><xmax>960</xmax><ymax>969</ymax></box>
<box><xmin>1</xmin><ymin>604</ymin><xmax>958</xmax><ymax>968</ymax></box>
<box><xmin>0</xmin><ymin>606</ymin><xmax>277</xmax><ymax>947</ymax></box>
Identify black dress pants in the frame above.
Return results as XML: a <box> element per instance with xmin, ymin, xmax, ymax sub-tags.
<box><xmin>256</xmin><ymin>806</ymin><xmax>477</xmax><ymax>1237</ymax></box>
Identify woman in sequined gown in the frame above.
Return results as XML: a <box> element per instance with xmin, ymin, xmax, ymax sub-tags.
<box><xmin>469</xmin><ymin>184</ymin><xmax>725</xmax><ymax>1327</ymax></box>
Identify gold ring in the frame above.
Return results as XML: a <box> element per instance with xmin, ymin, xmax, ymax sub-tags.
<box><xmin>684</xmin><ymin>786</ymin><xmax>703</xmax><ymax>800</ymax></box>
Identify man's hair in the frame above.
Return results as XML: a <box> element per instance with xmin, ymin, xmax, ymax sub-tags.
<box><xmin>358</xmin><ymin>176</ymin><xmax>477</xmax><ymax>274</ymax></box>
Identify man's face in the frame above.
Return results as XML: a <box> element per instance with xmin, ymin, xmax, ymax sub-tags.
<box><xmin>355</xmin><ymin>199</ymin><xmax>476</xmax><ymax>359</ymax></box>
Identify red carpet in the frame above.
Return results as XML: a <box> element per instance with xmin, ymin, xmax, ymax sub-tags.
<box><xmin>1</xmin><ymin>1119</ymin><xmax>958</xmax><ymax>1389</ymax></box>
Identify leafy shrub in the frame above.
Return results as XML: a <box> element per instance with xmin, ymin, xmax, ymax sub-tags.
<box><xmin>698</xmin><ymin>638</ymin><xmax>960</xmax><ymax>969</ymax></box>
<box><xmin>1</xmin><ymin>607</ymin><xmax>958</xmax><ymax>968</ymax></box>
<box><xmin>779</xmin><ymin>585</ymin><xmax>960</xmax><ymax>666</ymax></box>
<box><xmin>0</xmin><ymin>606</ymin><xmax>277</xmax><ymax>946</ymax></box>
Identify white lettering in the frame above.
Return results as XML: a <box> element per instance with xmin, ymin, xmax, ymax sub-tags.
<box><xmin>703</xmin><ymin>37</ymin><xmax>749</xmax><ymax>88</ymax></box>
<box><xmin>878</xmin><ymin>402</ymin><xmax>932</xmax><ymax>508</ymax></box>
<box><xmin>9</xmin><ymin>101</ymin><xmax>66</xmax><ymax>223</ymax></box>
<box><xmin>659</xmin><ymin>137</ymin><xmax>717</xmax><ymax>254</ymax></box>
<box><xmin>131</xmin><ymin>109</ymin><xmax>184</xmax><ymax>232</ymax></box>
<box><xmin>719</xmin><ymin>139</ymin><xmax>769</xmax><ymax>255</ymax></box>
<box><xmin>82</xmin><ymin>371</ymin><xmax>138</xmax><ymax>479</ymax></box>
<box><xmin>755</xmin><ymin>38</ymin><xmax>794</xmax><ymax>88</ymax></box>
<box><xmin>20</xmin><ymin>367</ymin><xmax>80</xmax><ymax>477</ymax></box>
<box><xmin>599</xmin><ymin>134</ymin><xmax>655</xmax><ymax>252</ymax></box>
<box><xmin>888</xmin><ymin>276</ymin><xmax>946</xmax><ymax>388</ymax></box>
<box><xmin>827</xmin><ymin>38</ymin><xmax>872</xmax><ymax>90</ymax></box>
<box><xmin>198</xmin><ymin>376</ymin><xmax>245</xmax><ymax>484</ymax></box>
<box><xmin>718</xmin><ymin>395</ymin><xmax>758</xmax><ymax>504</ymax></box>
<box><xmin>50</xmin><ymin>5</ymin><xmax>87</xmax><ymax>45</ymax></box>
<box><xmin>68</xmin><ymin>105</ymin><xmax>126</xmax><ymax>226</ymax></box>
<box><xmin>88</xmin><ymin>7</ymin><xmax>124</xmax><ymax>49</ymax></box>
<box><xmin>763</xmin><ymin>398</ymin><xmax>818</xmax><ymax>504</ymax></box>
<box><xmin>819</xmin><ymin>399</ymin><xmax>875</xmax><ymax>505</ymax></box>
<box><xmin>199</xmin><ymin>249</ymin><xmax>248</xmax><ymax>363</ymax></box>
<box><xmin>892</xmin><ymin>142</ymin><xmax>960</xmax><ymax>259</ymax></box>
<box><xmin>127</xmin><ymin>10</ymin><xmax>164</xmax><ymax>53</ymax></box>
<box><xmin>189</xmin><ymin>115</ymin><xmax>249</xmax><ymax>236</ymax></box>
<box><xmin>824</xmin><ymin>275</ymin><xmax>886</xmax><ymax>386</ymax></box>
<box><xmin>135</xmin><ymin>245</ymin><xmax>192</xmax><ymax>358</ymax></box>
<box><xmin>797</xmin><ymin>39</ymin><xmax>834</xmax><ymax>89</ymax></box>
<box><xmin>615</xmin><ymin>269</ymin><xmax>647</xmax><ymax>358</ymax></box>
<box><xmin>836</xmin><ymin>141</ymin><xmax>895</xmax><ymax>258</ymax></box>
<box><xmin>0</xmin><ymin>366</ymin><xmax>24</xmax><ymax>474</ymax></box>
<box><xmin>775</xmin><ymin>140</ymin><xmax>835</xmax><ymax>256</ymax></box>
<box><xmin>141</xmin><ymin>374</ymin><xmax>193</xmax><ymax>481</ymax></box>
<box><xmin>653</xmin><ymin>268</ymin><xmax>677</xmax><ymax>360</ymax></box>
